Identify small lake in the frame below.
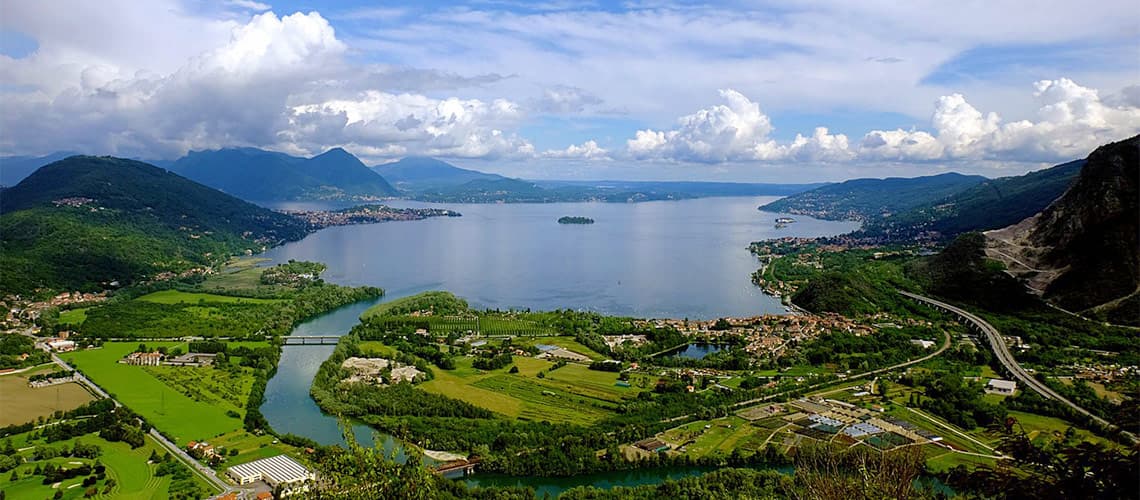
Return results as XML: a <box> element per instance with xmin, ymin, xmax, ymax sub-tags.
<box><xmin>260</xmin><ymin>197</ymin><xmax>858</xmax><ymax>320</ymax></box>
<box><xmin>664</xmin><ymin>343</ymin><xmax>730</xmax><ymax>360</ymax></box>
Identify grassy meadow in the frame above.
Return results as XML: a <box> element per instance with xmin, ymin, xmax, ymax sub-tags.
<box><xmin>416</xmin><ymin>354</ymin><xmax>644</xmax><ymax>425</ymax></box>
<box><xmin>61</xmin><ymin>342</ymin><xmax>249</xmax><ymax>445</ymax></box>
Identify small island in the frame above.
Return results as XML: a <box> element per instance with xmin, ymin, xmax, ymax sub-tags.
<box><xmin>558</xmin><ymin>216</ymin><xmax>595</xmax><ymax>224</ymax></box>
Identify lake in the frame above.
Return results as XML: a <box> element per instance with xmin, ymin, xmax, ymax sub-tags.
<box><xmin>261</xmin><ymin>197</ymin><xmax>858</xmax><ymax>320</ymax></box>
<box><xmin>664</xmin><ymin>343</ymin><xmax>730</xmax><ymax>360</ymax></box>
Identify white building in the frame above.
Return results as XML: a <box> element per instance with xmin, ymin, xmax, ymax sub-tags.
<box><xmin>985</xmin><ymin>379</ymin><xmax>1017</xmax><ymax>395</ymax></box>
<box><xmin>909</xmin><ymin>339</ymin><xmax>935</xmax><ymax>349</ymax></box>
<box><xmin>47</xmin><ymin>340</ymin><xmax>76</xmax><ymax>352</ymax></box>
<box><xmin>226</xmin><ymin>455</ymin><xmax>315</xmax><ymax>494</ymax></box>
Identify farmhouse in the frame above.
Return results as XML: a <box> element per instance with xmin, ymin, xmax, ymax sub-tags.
<box><xmin>165</xmin><ymin>352</ymin><xmax>217</xmax><ymax>366</ymax></box>
<box><xmin>121</xmin><ymin>351</ymin><xmax>164</xmax><ymax>366</ymax></box>
<box><xmin>226</xmin><ymin>455</ymin><xmax>315</xmax><ymax>494</ymax></box>
<box><xmin>985</xmin><ymin>379</ymin><xmax>1017</xmax><ymax>395</ymax></box>
<box><xmin>633</xmin><ymin>438</ymin><xmax>670</xmax><ymax>453</ymax></box>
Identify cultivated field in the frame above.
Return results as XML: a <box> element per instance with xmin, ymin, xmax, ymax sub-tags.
<box><xmin>61</xmin><ymin>342</ymin><xmax>246</xmax><ymax>444</ymax></box>
<box><xmin>135</xmin><ymin>289</ymin><xmax>282</xmax><ymax>305</ymax></box>
<box><xmin>417</xmin><ymin>355</ymin><xmax>643</xmax><ymax>425</ymax></box>
<box><xmin>58</xmin><ymin>307</ymin><xmax>90</xmax><ymax>326</ymax></box>
<box><xmin>0</xmin><ymin>364</ymin><xmax>95</xmax><ymax>426</ymax></box>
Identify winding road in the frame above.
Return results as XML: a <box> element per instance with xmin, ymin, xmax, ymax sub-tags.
<box><xmin>899</xmin><ymin>291</ymin><xmax>1138</xmax><ymax>444</ymax></box>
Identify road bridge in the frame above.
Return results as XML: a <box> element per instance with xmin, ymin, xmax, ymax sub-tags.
<box><xmin>282</xmin><ymin>335</ymin><xmax>342</xmax><ymax>346</ymax></box>
<box><xmin>899</xmin><ymin>291</ymin><xmax>1137</xmax><ymax>444</ymax></box>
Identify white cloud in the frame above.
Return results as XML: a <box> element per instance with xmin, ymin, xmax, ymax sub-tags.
<box><xmin>0</xmin><ymin>9</ymin><xmax>535</xmax><ymax>162</ymax></box>
<box><xmin>227</xmin><ymin>0</ymin><xmax>271</xmax><ymax>12</ymax></box>
<box><xmin>543</xmin><ymin>140</ymin><xmax>608</xmax><ymax>159</ymax></box>
<box><xmin>625</xmin><ymin>89</ymin><xmax>782</xmax><ymax>162</ymax></box>
<box><xmin>858</xmin><ymin>78</ymin><xmax>1140</xmax><ymax>162</ymax></box>
<box><xmin>289</xmin><ymin>92</ymin><xmax>534</xmax><ymax>159</ymax></box>
<box><xmin>533</xmin><ymin>85</ymin><xmax>603</xmax><ymax>114</ymax></box>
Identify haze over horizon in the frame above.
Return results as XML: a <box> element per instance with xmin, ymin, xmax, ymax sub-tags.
<box><xmin>1</xmin><ymin>1</ymin><xmax>1138</xmax><ymax>182</ymax></box>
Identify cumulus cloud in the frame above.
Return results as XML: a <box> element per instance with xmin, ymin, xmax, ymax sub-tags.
<box><xmin>623</xmin><ymin>90</ymin><xmax>853</xmax><ymax>163</ymax></box>
<box><xmin>625</xmin><ymin>89</ymin><xmax>781</xmax><ymax>162</ymax></box>
<box><xmin>0</xmin><ymin>9</ymin><xmax>533</xmax><ymax>161</ymax></box>
<box><xmin>288</xmin><ymin>92</ymin><xmax>534</xmax><ymax>159</ymax></box>
<box><xmin>542</xmin><ymin>140</ymin><xmax>609</xmax><ymax>160</ymax></box>
<box><xmin>858</xmin><ymin>78</ymin><xmax>1140</xmax><ymax>162</ymax></box>
<box><xmin>617</xmin><ymin>80</ymin><xmax>1140</xmax><ymax>165</ymax></box>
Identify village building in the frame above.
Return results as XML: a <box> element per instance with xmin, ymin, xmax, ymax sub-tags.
<box><xmin>47</xmin><ymin>339</ymin><xmax>76</xmax><ymax>352</ymax></box>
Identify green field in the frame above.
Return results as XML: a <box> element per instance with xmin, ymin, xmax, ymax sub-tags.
<box><xmin>61</xmin><ymin>343</ymin><xmax>246</xmax><ymax>445</ymax></box>
<box><xmin>0</xmin><ymin>364</ymin><xmax>95</xmax><ymax>426</ymax></box>
<box><xmin>0</xmin><ymin>431</ymin><xmax>217</xmax><ymax>500</ymax></box>
<box><xmin>417</xmin><ymin>356</ymin><xmax>643</xmax><ymax>425</ymax></box>
<box><xmin>136</xmin><ymin>289</ymin><xmax>282</xmax><ymax>305</ymax></box>
<box><xmin>58</xmin><ymin>307</ymin><xmax>90</xmax><ymax>326</ymax></box>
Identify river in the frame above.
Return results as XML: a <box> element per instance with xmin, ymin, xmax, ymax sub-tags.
<box><xmin>258</xmin><ymin>197</ymin><xmax>862</xmax><ymax>495</ymax></box>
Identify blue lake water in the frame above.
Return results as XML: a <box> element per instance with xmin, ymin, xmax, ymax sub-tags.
<box><xmin>666</xmin><ymin>343</ymin><xmax>730</xmax><ymax>359</ymax></box>
<box><xmin>261</xmin><ymin>197</ymin><xmax>858</xmax><ymax>320</ymax></box>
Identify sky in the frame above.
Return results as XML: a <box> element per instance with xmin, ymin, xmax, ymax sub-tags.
<box><xmin>0</xmin><ymin>0</ymin><xmax>1138</xmax><ymax>182</ymax></box>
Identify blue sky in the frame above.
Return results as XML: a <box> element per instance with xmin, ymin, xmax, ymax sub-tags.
<box><xmin>1</xmin><ymin>0</ymin><xmax>1138</xmax><ymax>181</ymax></box>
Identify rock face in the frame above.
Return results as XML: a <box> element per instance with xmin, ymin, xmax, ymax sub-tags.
<box><xmin>986</xmin><ymin>135</ymin><xmax>1139</xmax><ymax>323</ymax></box>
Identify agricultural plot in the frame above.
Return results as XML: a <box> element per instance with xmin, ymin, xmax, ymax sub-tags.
<box><xmin>472</xmin><ymin>375</ymin><xmax>611</xmax><ymax>424</ymax></box>
<box><xmin>136</xmin><ymin>289</ymin><xmax>282</xmax><ymax>305</ymax></box>
<box><xmin>0</xmin><ymin>364</ymin><xmax>95</xmax><ymax>426</ymax></box>
<box><xmin>417</xmin><ymin>356</ymin><xmax>642</xmax><ymax>425</ymax></box>
<box><xmin>58</xmin><ymin>307</ymin><xmax>89</xmax><ymax>326</ymax></box>
<box><xmin>61</xmin><ymin>342</ymin><xmax>245</xmax><ymax>444</ymax></box>
<box><xmin>142</xmin><ymin>363</ymin><xmax>255</xmax><ymax>411</ymax></box>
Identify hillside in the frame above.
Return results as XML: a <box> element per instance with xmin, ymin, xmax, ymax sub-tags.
<box><xmin>169</xmin><ymin>147</ymin><xmax>397</xmax><ymax>201</ymax></box>
<box><xmin>0</xmin><ymin>156</ymin><xmax>309</xmax><ymax>293</ymax></box>
<box><xmin>372</xmin><ymin>156</ymin><xmax>504</xmax><ymax>192</ymax></box>
<box><xmin>760</xmin><ymin>172</ymin><xmax>986</xmax><ymax>222</ymax></box>
<box><xmin>860</xmin><ymin>159</ymin><xmax>1084</xmax><ymax>239</ymax></box>
<box><xmin>986</xmin><ymin>135</ymin><xmax>1139</xmax><ymax>324</ymax></box>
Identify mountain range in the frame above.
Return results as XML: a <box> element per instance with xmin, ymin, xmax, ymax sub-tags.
<box><xmin>167</xmin><ymin>147</ymin><xmax>398</xmax><ymax>201</ymax></box>
<box><xmin>763</xmin><ymin>159</ymin><xmax>1086</xmax><ymax>242</ymax></box>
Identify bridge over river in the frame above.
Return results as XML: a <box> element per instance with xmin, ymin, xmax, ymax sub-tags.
<box><xmin>281</xmin><ymin>335</ymin><xmax>343</xmax><ymax>346</ymax></box>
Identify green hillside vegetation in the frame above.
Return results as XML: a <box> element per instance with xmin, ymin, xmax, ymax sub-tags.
<box><xmin>760</xmin><ymin>172</ymin><xmax>986</xmax><ymax>221</ymax></box>
<box><xmin>863</xmin><ymin>159</ymin><xmax>1083</xmax><ymax>238</ymax></box>
<box><xmin>0</xmin><ymin>156</ymin><xmax>308</xmax><ymax>294</ymax></box>
<box><xmin>361</xmin><ymin>291</ymin><xmax>470</xmax><ymax>319</ymax></box>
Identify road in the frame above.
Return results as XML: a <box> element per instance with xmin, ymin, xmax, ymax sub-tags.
<box><xmin>50</xmin><ymin>352</ymin><xmax>239</xmax><ymax>497</ymax></box>
<box><xmin>899</xmin><ymin>291</ymin><xmax>1138</xmax><ymax>444</ymax></box>
<box><xmin>726</xmin><ymin>326</ymin><xmax>952</xmax><ymax>411</ymax></box>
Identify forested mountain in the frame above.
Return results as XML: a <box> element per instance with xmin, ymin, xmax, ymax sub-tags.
<box><xmin>0</xmin><ymin>156</ymin><xmax>308</xmax><ymax>293</ymax></box>
<box><xmin>760</xmin><ymin>172</ymin><xmax>987</xmax><ymax>222</ymax></box>
<box><xmin>372</xmin><ymin>156</ymin><xmax>505</xmax><ymax>192</ymax></box>
<box><xmin>0</xmin><ymin>151</ymin><xmax>77</xmax><ymax>187</ymax></box>
<box><xmin>859</xmin><ymin>159</ymin><xmax>1085</xmax><ymax>239</ymax></box>
<box><xmin>986</xmin><ymin>135</ymin><xmax>1139</xmax><ymax>324</ymax></box>
<box><xmin>169</xmin><ymin>147</ymin><xmax>397</xmax><ymax>201</ymax></box>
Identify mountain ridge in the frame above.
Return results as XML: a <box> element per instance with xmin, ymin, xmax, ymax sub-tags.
<box><xmin>0</xmin><ymin>155</ymin><xmax>308</xmax><ymax>293</ymax></box>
